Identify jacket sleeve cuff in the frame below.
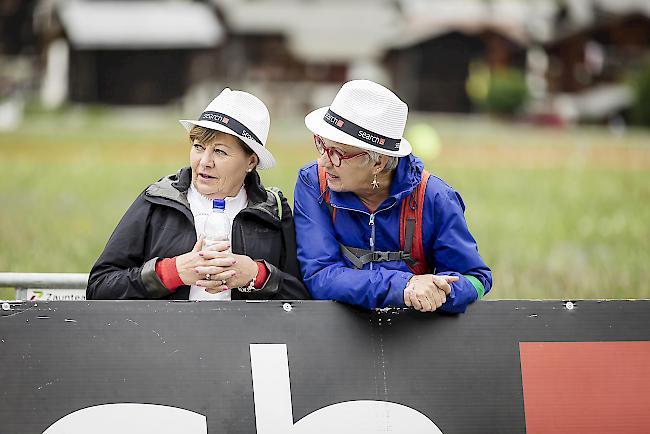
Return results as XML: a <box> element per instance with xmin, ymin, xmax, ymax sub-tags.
<box><xmin>141</xmin><ymin>257</ymin><xmax>173</xmax><ymax>299</ymax></box>
<box><xmin>155</xmin><ymin>257</ymin><xmax>184</xmax><ymax>291</ymax></box>
<box><xmin>383</xmin><ymin>271</ymin><xmax>413</xmax><ymax>307</ymax></box>
<box><xmin>244</xmin><ymin>259</ymin><xmax>279</xmax><ymax>299</ymax></box>
<box><xmin>254</xmin><ymin>261</ymin><xmax>269</xmax><ymax>289</ymax></box>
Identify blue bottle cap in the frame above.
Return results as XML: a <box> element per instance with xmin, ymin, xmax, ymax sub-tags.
<box><xmin>212</xmin><ymin>199</ymin><xmax>226</xmax><ymax>210</ymax></box>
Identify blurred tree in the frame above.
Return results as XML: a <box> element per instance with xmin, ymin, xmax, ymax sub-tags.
<box><xmin>467</xmin><ymin>63</ymin><xmax>528</xmax><ymax>116</ymax></box>
<box><xmin>631</xmin><ymin>56</ymin><xmax>650</xmax><ymax>127</ymax></box>
<box><xmin>466</xmin><ymin>61</ymin><xmax>490</xmax><ymax>104</ymax></box>
<box><xmin>484</xmin><ymin>68</ymin><xmax>528</xmax><ymax>116</ymax></box>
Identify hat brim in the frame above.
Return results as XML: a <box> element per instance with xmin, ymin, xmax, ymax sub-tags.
<box><xmin>179</xmin><ymin>119</ymin><xmax>276</xmax><ymax>170</ymax></box>
<box><xmin>304</xmin><ymin>107</ymin><xmax>412</xmax><ymax>157</ymax></box>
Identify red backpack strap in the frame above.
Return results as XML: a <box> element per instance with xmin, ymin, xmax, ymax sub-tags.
<box><xmin>399</xmin><ymin>169</ymin><xmax>430</xmax><ymax>274</ymax></box>
<box><xmin>317</xmin><ymin>164</ymin><xmax>336</xmax><ymax>222</ymax></box>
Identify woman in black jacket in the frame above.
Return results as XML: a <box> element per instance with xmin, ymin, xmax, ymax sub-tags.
<box><xmin>88</xmin><ymin>88</ymin><xmax>309</xmax><ymax>300</ymax></box>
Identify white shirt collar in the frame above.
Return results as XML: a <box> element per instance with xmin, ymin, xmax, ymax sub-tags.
<box><xmin>187</xmin><ymin>183</ymin><xmax>248</xmax><ymax>222</ymax></box>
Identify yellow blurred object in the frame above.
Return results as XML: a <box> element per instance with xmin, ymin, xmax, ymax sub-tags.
<box><xmin>466</xmin><ymin>61</ymin><xmax>490</xmax><ymax>104</ymax></box>
<box><xmin>405</xmin><ymin>123</ymin><xmax>442</xmax><ymax>160</ymax></box>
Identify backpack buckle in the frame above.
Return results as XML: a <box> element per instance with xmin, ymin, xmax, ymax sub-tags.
<box><xmin>372</xmin><ymin>251</ymin><xmax>391</xmax><ymax>262</ymax></box>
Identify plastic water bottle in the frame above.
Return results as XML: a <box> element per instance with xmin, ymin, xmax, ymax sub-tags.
<box><xmin>203</xmin><ymin>199</ymin><xmax>231</xmax><ymax>251</ymax></box>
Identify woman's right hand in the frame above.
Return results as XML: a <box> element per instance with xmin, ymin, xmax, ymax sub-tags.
<box><xmin>175</xmin><ymin>236</ymin><xmax>235</xmax><ymax>286</ymax></box>
<box><xmin>404</xmin><ymin>274</ymin><xmax>459</xmax><ymax>312</ymax></box>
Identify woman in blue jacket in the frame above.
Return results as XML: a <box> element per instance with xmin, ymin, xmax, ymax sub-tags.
<box><xmin>293</xmin><ymin>80</ymin><xmax>492</xmax><ymax>313</ymax></box>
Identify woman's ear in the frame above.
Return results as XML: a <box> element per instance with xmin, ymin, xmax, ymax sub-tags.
<box><xmin>247</xmin><ymin>154</ymin><xmax>259</xmax><ymax>172</ymax></box>
<box><xmin>374</xmin><ymin>155</ymin><xmax>389</xmax><ymax>174</ymax></box>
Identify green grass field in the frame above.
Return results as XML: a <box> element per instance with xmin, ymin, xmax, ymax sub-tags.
<box><xmin>1</xmin><ymin>109</ymin><xmax>649</xmax><ymax>300</ymax></box>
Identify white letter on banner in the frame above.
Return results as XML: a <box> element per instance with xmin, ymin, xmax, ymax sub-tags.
<box><xmin>42</xmin><ymin>403</ymin><xmax>207</xmax><ymax>434</ymax></box>
<box><xmin>250</xmin><ymin>343</ymin><xmax>295</xmax><ymax>433</ymax></box>
<box><xmin>250</xmin><ymin>343</ymin><xmax>444</xmax><ymax>434</ymax></box>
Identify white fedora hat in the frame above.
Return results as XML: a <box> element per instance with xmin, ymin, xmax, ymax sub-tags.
<box><xmin>305</xmin><ymin>80</ymin><xmax>412</xmax><ymax>157</ymax></box>
<box><xmin>180</xmin><ymin>88</ymin><xmax>275</xmax><ymax>169</ymax></box>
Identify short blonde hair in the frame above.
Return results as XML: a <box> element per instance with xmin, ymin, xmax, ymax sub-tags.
<box><xmin>189</xmin><ymin>125</ymin><xmax>254</xmax><ymax>157</ymax></box>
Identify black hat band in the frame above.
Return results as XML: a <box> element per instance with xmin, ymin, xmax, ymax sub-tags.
<box><xmin>198</xmin><ymin>111</ymin><xmax>263</xmax><ymax>146</ymax></box>
<box><xmin>323</xmin><ymin>109</ymin><xmax>401</xmax><ymax>151</ymax></box>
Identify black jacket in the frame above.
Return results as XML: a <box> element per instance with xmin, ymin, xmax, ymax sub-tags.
<box><xmin>87</xmin><ymin>167</ymin><xmax>309</xmax><ymax>300</ymax></box>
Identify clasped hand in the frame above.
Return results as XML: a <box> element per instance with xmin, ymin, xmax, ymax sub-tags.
<box><xmin>175</xmin><ymin>236</ymin><xmax>258</xmax><ymax>293</ymax></box>
<box><xmin>404</xmin><ymin>274</ymin><xmax>460</xmax><ymax>312</ymax></box>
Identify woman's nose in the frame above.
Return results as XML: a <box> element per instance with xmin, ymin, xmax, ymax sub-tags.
<box><xmin>200</xmin><ymin>151</ymin><xmax>214</xmax><ymax>167</ymax></box>
<box><xmin>318</xmin><ymin>152</ymin><xmax>332</xmax><ymax>168</ymax></box>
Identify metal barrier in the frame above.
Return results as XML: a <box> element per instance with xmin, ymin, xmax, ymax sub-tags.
<box><xmin>0</xmin><ymin>272</ymin><xmax>88</xmax><ymax>300</ymax></box>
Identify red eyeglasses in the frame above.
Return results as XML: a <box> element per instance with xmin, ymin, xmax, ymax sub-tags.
<box><xmin>314</xmin><ymin>135</ymin><xmax>367</xmax><ymax>167</ymax></box>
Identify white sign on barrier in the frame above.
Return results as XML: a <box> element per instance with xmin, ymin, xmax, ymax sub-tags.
<box><xmin>17</xmin><ymin>289</ymin><xmax>86</xmax><ymax>301</ymax></box>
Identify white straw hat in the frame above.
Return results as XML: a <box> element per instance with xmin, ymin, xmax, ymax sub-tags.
<box><xmin>180</xmin><ymin>88</ymin><xmax>275</xmax><ymax>169</ymax></box>
<box><xmin>305</xmin><ymin>80</ymin><xmax>412</xmax><ymax>157</ymax></box>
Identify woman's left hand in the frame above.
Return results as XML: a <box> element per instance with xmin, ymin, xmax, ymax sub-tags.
<box><xmin>194</xmin><ymin>249</ymin><xmax>258</xmax><ymax>293</ymax></box>
<box><xmin>404</xmin><ymin>274</ymin><xmax>459</xmax><ymax>312</ymax></box>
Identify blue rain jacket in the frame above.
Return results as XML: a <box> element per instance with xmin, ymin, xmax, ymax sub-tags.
<box><xmin>293</xmin><ymin>154</ymin><xmax>492</xmax><ymax>312</ymax></box>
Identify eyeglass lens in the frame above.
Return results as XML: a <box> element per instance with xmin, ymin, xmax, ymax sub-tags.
<box><xmin>314</xmin><ymin>136</ymin><xmax>342</xmax><ymax>166</ymax></box>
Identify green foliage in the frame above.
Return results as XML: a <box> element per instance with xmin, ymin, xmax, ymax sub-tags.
<box><xmin>631</xmin><ymin>56</ymin><xmax>650</xmax><ymax>127</ymax></box>
<box><xmin>468</xmin><ymin>64</ymin><xmax>528</xmax><ymax>115</ymax></box>
<box><xmin>485</xmin><ymin>68</ymin><xmax>528</xmax><ymax>115</ymax></box>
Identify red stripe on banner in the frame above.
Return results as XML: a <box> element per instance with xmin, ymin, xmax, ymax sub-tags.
<box><xmin>520</xmin><ymin>341</ymin><xmax>650</xmax><ymax>434</ymax></box>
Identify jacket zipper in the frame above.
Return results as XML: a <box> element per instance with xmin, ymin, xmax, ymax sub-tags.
<box><xmin>330</xmin><ymin>201</ymin><xmax>398</xmax><ymax>270</ymax></box>
<box><xmin>369</xmin><ymin>213</ymin><xmax>376</xmax><ymax>270</ymax></box>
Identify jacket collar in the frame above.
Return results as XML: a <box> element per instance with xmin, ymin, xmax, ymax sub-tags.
<box><xmin>145</xmin><ymin>167</ymin><xmax>280</xmax><ymax>225</ymax></box>
<box><xmin>145</xmin><ymin>167</ymin><xmax>191</xmax><ymax>209</ymax></box>
<box><xmin>325</xmin><ymin>154</ymin><xmax>424</xmax><ymax>213</ymax></box>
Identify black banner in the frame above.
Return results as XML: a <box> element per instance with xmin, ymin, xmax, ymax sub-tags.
<box><xmin>1</xmin><ymin>300</ymin><xmax>649</xmax><ymax>433</ymax></box>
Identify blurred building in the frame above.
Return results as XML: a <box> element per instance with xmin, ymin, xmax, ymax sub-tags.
<box><xmin>542</xmin><ymin>0</ymin><xmax>650</xmax><ymax>122</ymax></box>
<box><xmin>386</xmin><ymin>29</ymin><xmax>528</xmax><ymax>113</ymax></box>
<box><xmin>384</xmin><ymin>0</ymin><xmax>529</xmax><ymax>113</ymax></box>
<box><xmin>2</xmin><ymin>0</ymin><xmax>647</xmax><ymax>123</ymax></box>
<box><xmin>206</xmin><ymin>0</ymin><xmax>398</xmax><ymax>114</ymax></box>
<box><xmin>1</xmin><ymin>0</ymin><xmax>38</xmax><ymax>55</ymax></box>
<box><xmin>1</xmin><ymin>0</ymin><xmax>39</xmax><ymax>130</ymax></box>
<box><xmin>36</xmin><ymin>0</ymin><xmax>223</xmax><ymax>106</ymax></box>
<box><xmin>202</xmin><ymin>0</ymin><xmax>533</xmax><ymax>114</ymax></box>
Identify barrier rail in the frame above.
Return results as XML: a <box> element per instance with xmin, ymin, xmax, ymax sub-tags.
<box><xmin>0</xmin><ymin>272</ymin><xmax>88</xmax><ymax>300</ymax></box>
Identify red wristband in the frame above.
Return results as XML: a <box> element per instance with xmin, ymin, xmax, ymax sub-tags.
<box><xmin>254</xmin><ymin>261</ymin><xmax>268</xmax><ymax>289</ymax></box>
<box><xmin>155</xmin><ymin>257</ymin><xmax>184</xmax><ymax>292</ymax></box>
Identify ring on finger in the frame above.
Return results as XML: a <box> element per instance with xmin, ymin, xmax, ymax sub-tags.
<box><xmin>220</xmin><ymin>279</ymin><xmax>226</xmax><ymax>286</ymax></box>
<box><xmin>205</xmin><ymin>274</ymin><xmax>211</xmax><ymax>281</ymax></box>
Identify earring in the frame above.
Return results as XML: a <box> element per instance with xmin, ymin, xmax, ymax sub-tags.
<box><xmin>247</xmin><ymin>169</ymin><xmax>252</xmax><ymax>173</ymax></box>
<box><xmin>371</xmin><ymin>174</ymin><xmax>379</xmax><ymax>189</ymax></box>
